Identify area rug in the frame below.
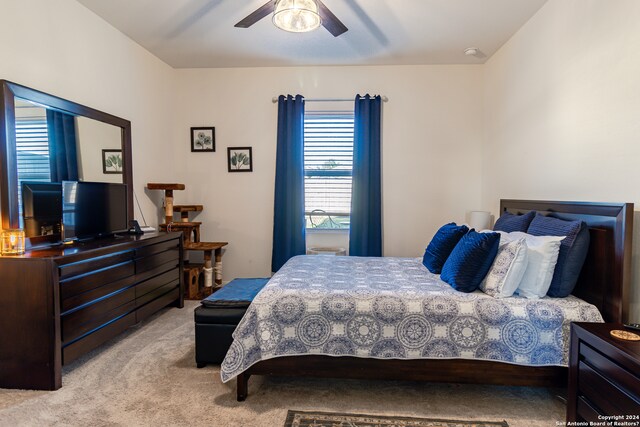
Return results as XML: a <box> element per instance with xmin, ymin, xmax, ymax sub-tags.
<box><xmin>284</xmin><ymin>410</ymin><xmax>508</xmax><ymax>427</ymax></box>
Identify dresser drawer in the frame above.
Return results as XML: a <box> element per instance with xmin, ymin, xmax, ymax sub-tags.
<box><xmin>135</xmin><ymin>238</ymin><xmax>180</xmax><ymax>259</ymax></box>
<box><xmin>136</xmin><ymin>281</ymin><xmax>179</xmax><ymax>308</ymax></box>
<box><xmin>578</xmin><ymin>361</ymin><xmax>639</xmax><ymax>415</ymax></box>
<box><xmin>136</xmin><ymin>286</ymin><xmax>180</xmax><ymax>323</ymax></box>
<box><xmin>60</xmin><ymin>261</ymin><xmax>135</xmax><ymax>301</ymax></box>
<box><xmin>62</xmin><ymin>311</ymin><xmax>137</xmax><ymax>365</ymax></box>
<box><xmin>136</xmin><ymin>248</ymin><xmax>179</xmax><ymax>275</ymax></box>
<box><xmin>135</xmin><ymin>268</ymin><xmax>180</xmax><ymax>299</ymax></box>
<box><xmin>59</xmin><ymin>251</ymin><xmax>132</xmax><ymax>280</ymax></box>
<box><xmin>60</xmin><ymin>275</ymin><xmax>136</xmax><ymax>313</ymax></box>
<box><xmin>580</xmin><ymin>342</ymin><xmax>640</xmax><ymax>399</ymax></box>
<box><xmin>61</xmin><ymin>287</ymin><xmax>136</xmax><ymax>345</ymax></box>
<box><xmin>576</xmin><ymin>396</ymin><xmax>602</xmax><ymax>422</ymax></box>
<box><xmin>568</xmin><ymin>323</ymin><xmax>640</xmax><ymax>423</ymax></box>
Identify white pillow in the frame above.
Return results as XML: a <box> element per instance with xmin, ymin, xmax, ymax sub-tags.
<box><xmin>479</xmin><ymin>237</ymin><xmax>528</xmax><ymax>298</ymax></box>
<box><xmin>497</xmin><ymin>231</ymin><xmax>564</xmax><ymax>299</ymax></box>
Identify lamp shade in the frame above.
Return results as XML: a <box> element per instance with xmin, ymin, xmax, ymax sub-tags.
<box><xmin>1</xmin><ymin>229</ymin><xmax>25</xmax><ymax>255</ymax></box>
<box><xmin>469</xmin><ymin>211</ymin><xmax>491</xmax><ymax>231</ymax></box>
<box><xmin>273</xmin><ymin>0</ymin><xmax>322</xmax><ymax>33</ymax></box>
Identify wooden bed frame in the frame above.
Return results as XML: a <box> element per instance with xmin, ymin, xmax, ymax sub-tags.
<box><xmin>235</xmin><ymin>200</ymin><xmax>633</xmax><ymax>401</ymax></box>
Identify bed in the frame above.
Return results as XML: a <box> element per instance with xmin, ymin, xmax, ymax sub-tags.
<box><xmin>224</xmin><ymin>200</ymin><xmax>633</xmax><ymax>401</ymax></box>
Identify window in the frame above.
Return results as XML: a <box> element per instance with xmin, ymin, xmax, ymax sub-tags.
<box><xmin>15</xmin><ymin>114</ymin><xmax>50</xmax><ymax>226</ymax></box>
<box><xmin>303</xmin><ymin>112</ymin><xmax>354</xmax><ymax>229</ymax></box>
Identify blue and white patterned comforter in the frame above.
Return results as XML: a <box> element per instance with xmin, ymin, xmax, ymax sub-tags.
<box><xmin>220</xmin><ymin>255</ymin><xmax>603</xmax><ymax>382</ymax></box>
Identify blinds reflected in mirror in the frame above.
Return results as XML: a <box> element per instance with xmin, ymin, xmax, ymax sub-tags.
<box><xmin>15</xmin><ymin>108</ymin><xmax>50</xmax><ymax>227</ymax></box>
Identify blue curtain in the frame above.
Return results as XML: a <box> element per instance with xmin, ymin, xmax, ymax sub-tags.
<box><xmin>349</xmin><ymin>94</ymin><xmax>382</xmax><ymax>257</ymax></box>
<box><xmin>46</xmin><ymin>110</ymin><xmax>79</xmax><ymax>182</ymax></box>
<box><xmin>271</xmin><ymin>95</ymin><xmax>306</xmax><ymax>272</ymax></box>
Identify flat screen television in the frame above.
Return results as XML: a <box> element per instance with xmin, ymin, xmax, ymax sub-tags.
<box><xmin>21</xmin><ymin>181</ymin><xmax>63</xmax><ymax>238</ymax></box>
<box><xmin>62</xmin><ymin>181</ymin><xmax>129</xmax><ymax>241</ymax></box>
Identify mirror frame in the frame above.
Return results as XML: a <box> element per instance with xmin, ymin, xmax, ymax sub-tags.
<box><xmin>0</xmin><ymin>80</ymin><xmax>133</xmax><ymax>233</ymax></box>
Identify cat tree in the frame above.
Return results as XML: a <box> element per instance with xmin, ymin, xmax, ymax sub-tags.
<box><xmin>147</xmin><ymin>183</ymin><xmax>228</xmax><ymax>299</ymax></box>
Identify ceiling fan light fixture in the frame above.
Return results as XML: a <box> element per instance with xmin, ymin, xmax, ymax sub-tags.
<box><xmin>272</xmin><ymin>0</ymin><xmax>322</xmax><ymax>33</ymax></box>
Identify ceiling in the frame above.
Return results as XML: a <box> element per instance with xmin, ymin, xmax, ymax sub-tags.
<box><xmin>76</xmin><ymin>0</ymin><xmax>547</xmax><ymax>68</ymax></box>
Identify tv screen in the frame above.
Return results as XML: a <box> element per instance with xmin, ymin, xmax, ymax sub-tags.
<box><xmin>62</xmin><ymin>181</ymin><xmax>128</xmax><ymax>241</ymax></box>
<box><xmin>21</xmin><ymin>181</ymin><xmax>63</xmax><ymax>238</ymax></box>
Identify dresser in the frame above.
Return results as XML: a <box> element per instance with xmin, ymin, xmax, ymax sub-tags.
<box><xmin>567</xmin><ymin>322</ymin><xmax>640</xmax><ymax>422</ymax></box>
<box><xmin>0</xmin><ymin>232</ymin><xmax>183</xmax><ymax>390</ymax></box>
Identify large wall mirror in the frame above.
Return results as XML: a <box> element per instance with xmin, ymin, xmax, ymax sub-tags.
<box><xmin>0</xmin><ymin>80</ymin><xmax>133</xmax><ymax>244</ymax></box>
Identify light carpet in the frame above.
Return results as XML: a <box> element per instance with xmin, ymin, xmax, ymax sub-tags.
<box><xmin>0</xmin><ymin>301</ymin><xmax>565</xmax><ymax>427</ymax></box>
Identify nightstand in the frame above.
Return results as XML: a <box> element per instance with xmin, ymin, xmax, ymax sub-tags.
<box><xmin>567</xmin><ymin>322</ymin><xmax>640</xmax><ymax>422</ymax></box>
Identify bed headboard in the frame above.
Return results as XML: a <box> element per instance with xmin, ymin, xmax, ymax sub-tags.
<box><xmin>500</xmin><ymin>199</ymin><xmax>633</xmax><ymax>323</ymax></box>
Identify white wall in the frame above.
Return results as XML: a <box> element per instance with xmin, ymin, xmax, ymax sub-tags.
<box><xmin>0</xmin><ymin>0</ymin><xmax>178</xmax><ymax>226</ymax></box>
<box><xmin>482</xmin><ymin>0</ymin><xmax>640</xmax><ymax>321</ymax></box>
<box><xmin>174</xmin><ymin>65</ymin><xmax>484</xmax><ymax>280</ymax></box>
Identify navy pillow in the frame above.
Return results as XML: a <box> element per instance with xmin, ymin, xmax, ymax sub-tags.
<box><xmin>440</xmin><ymin>231</ymin><xmax>500</xmax><ymax>293</ymax></box>
<box><xmin>527</xmin><ymin>214</ymin><xmax>589</xmax><ymax>297</ymax></box>
<box><xmin>422</xmin><ymin>223</ymin><xmax>469</xmax><ymax>274</ymax></box>
<box><xmin>493</xmin><ymin>210</ymin><xmax>536</xmax><ymax>233</ymax></box>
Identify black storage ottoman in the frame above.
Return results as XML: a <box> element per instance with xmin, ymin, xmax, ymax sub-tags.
<box><xmin>194</xmin><ymin>278</ymin><xmax>269</xmax><ymax>367</ymax></box>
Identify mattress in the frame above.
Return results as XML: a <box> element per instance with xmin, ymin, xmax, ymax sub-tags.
<box><xmin>220</xmin><ymin>255</ymin><xmax>603</xmax><ymax>382</ymax></box>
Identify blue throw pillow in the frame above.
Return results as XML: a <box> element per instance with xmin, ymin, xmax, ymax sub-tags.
<box><xmin>493</xmin><ymin>210</ymin><xmax>536</xmax><ymax>233</ymax></box>
<box><xmin>527</xmin><ymin>214</ymin><xmax>589</xmax><ymax>297</ymax></box>
<box><xmin>422</xmin><ymin>223</ymin><xmax>469</xmax><ymax>274</ymax></box>
<box><xmin>440</xmin><ymin>231</ymin><xmax>500</xmax><ymax>293</ymax></box>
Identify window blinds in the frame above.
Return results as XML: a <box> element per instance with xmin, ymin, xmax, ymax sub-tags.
<box><xmin>303</xmin><ymin>113</ymin><xmax>354</xmax><ymax>227</ymax></box>
<box><xmin>15</xmin><ymin>117</ymin><xmax>50</xmax><ymax>221</ymax></box>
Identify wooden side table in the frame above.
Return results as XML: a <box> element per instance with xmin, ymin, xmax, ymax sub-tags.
<box><xmin>567</xmin><ymin>322</ymin><xmax>640</xmax><ymax>422</ymax></box>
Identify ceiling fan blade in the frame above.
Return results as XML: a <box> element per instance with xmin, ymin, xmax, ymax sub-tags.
<box><xmin>234</xmin><ymin>1</ymin><xmax>275</xmax><ymax>28</ymax></box>
<box><xmin>316</xmin><ymin>0</ymin><xmax>348</xmax><ymax>37</ymax></box>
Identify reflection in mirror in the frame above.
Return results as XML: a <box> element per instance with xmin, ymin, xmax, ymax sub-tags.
<box><xmin>76</xmin><ymin>116</ymin><xmax>123</xmax><ymax>183</ymax></box>
<box><xmin>21</xmin><ymin>181</ymin><xmax>61</xmax><ymax>238</ymax></box>
<box><xmin>1</xmin><ymin>80</ymin><xmax>132</xmax><ymax>244</ymax></box>
<box><xmin>14</xmin><ymin>99</ymin><xmax>124</xmax><ymax>236</ymax></box>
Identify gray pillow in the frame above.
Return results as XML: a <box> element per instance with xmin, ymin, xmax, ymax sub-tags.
<box><xmin>527</xmin><ymin>214</ymin><xmax>589</xmax><ymax>297</ymax></box>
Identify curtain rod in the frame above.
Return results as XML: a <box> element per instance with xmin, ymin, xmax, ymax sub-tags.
<box><xmin>271</xmin><ymin>96</ymin><xmax>388</xmax><ymax>103</ymax></box>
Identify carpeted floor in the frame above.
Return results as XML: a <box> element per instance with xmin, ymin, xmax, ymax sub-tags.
<box><xmin>0</xmin><ymin>301</ymin><xmax>566</xmax><ymax>427</ymax></box>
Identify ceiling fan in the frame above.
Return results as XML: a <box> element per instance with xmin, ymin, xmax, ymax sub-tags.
<box><xmin>235</xmin><ymin>0</ymin><xmax>348</xmax><ymax>37</ymax></box>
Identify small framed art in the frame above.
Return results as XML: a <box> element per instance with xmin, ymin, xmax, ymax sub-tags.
<box><xmin>227</xmin><ymin>147</ymin><xmax>253</xmax><ymax>172</ymax></box>
<box><xmin>102</xmin><ymin>149</ymin><xmax>123</xmax><ymax>174</ymax></box>
<box><xmin>191</xmin><ymin>127</ymin><xmax>215</xmax><ymax>152</ymax></box>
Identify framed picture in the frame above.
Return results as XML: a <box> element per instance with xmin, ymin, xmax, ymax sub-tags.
<box><xmin>191</xmin><ymin>127</ymin><xmax>215</xmax><ymax>152</ymax></box>
<box><xmin>102</xmin><ymin>149</ymin><xmax>123</xmax><ymax>174</ymax></box>
<box><xmin>227</xmin><ymin>147</ymin><xmax>253</xmax><ymax>172</ymax></box>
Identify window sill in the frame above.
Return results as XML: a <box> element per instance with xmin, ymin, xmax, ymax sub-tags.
<box><xmin>306</xmin><ymin>228</ymin><xmax>349</xmax><ymax>234</ymax></box>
